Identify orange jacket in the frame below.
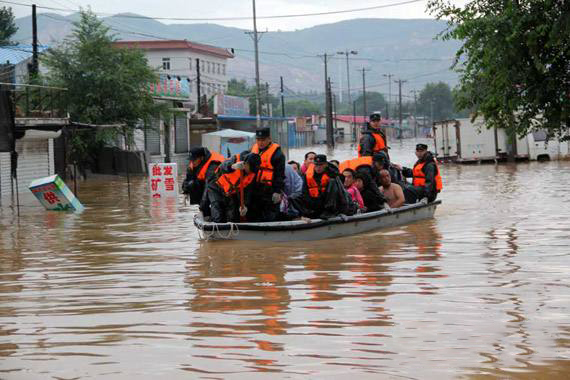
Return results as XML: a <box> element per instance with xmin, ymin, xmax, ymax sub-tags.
<box><xmin>216</xmin><ymin>168</ymin><xmax>255</xmax><ymax>196</ymax></box>
<box><xmin>305</xmin><ymin>164</ymin><xmax>330</xmax><ymax>198</ymax></box>
<box><xmin>251</xmin><ymin>143</ymin><xmax>280</xmax><ymax>186</ymax></box>
<box><xmin>339</xmin><ymin>156</ymin><xmax>373</xmax><ymax>174</ymax></box>
<box><xmin>358</xmin><ymin>131</ymin><xmax>386</xmax><ymax>157</ymax></box>
<box><xmin>196</xmin><ymin>151</ymin><xmax>225</xmax><ymax>181</ymax></box>
<box><xmin>412</xmin><ymin>159</ymin><xmax>443</xmax><ymax>192</ymax></box>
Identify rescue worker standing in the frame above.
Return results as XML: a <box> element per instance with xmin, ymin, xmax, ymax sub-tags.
<box><xmin>399</xmin><ymin>143</ymin><xmax>442</xmax><ymax>203</ymax></box>
<box><xmin>181</xmin><ymin>147</ymin><xmax>225</xmax><ymax>216</ymax></box>
<box><xmin>358</xmin><ymin>112</ymin><xmax>388</xmax><ymax>157</ymax></box>
<box><xmin>250</xmin><ymin>127</ymin><xmax>286</xmax><ymax>222</ymax></box>
<box><xmin>207</xmin><ymin>152</ymin><xmax>261</xmax><ymax>223</ymax></box>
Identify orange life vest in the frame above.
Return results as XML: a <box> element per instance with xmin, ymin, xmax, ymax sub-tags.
<box><xmin>412</xmin><ymin>159</ymin><xmax>443</xmax><ymax>192</ymax></box>
<box><xmin>358</xmin><ymin>130</ymin><xmax>386</xmax><ymax>157</ymax></box>
<box><xmin>339</xmin><ymin>156</ymin><xmax>373</xmax><ymax>174</ymax></box>
<box><xmin>251</xmin><ymin>142</ymin><xmax>280</xmax><ymax>186</ymax></box>
<box><xmin>216</xmin><ymin>168</ymin><xmax>255</xmax><ymax>196</ymax></box>
<box><xmin>197</xmin><ymin>151</ymin><xmax>225</xmax><ymax>181</ymax></box>
<box><xmin>306</xmin><ymin>164</ymin><xmax>330</xmax><ymax>198</ymax></box>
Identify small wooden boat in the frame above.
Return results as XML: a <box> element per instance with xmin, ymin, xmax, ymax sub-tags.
<box><xmin>194</xmin><ymin>200</ymin><xmax>441</xmax><ymax>241</ymax></box>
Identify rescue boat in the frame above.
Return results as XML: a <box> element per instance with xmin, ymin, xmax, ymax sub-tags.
<box><xmin>194</xmin><ymin>199</ymin><xmax>441</xmax><ymax>241</ymax></box>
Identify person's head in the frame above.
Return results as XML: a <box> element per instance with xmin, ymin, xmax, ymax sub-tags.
<box><xmin>369</xmin><ymin>112</ymin><xmax>382</xmax><ymax>129</ymax></box>
<box><xmin>330</xmin><ymin>160</ymin><xmax>339</xmax><ymax>168</ymax></box>
<box><xmin>354</xmin><ymin>172</ymin><xmax>366</xmax><ymax>191</ymax></box>
<box><xmin>255</xmin><ymin>127</ymin><xmax>272</xmax><ymax>150</ymax></box>
<box><xmin>243</xmin><ymin>153</ymin><xmax>261</xmax><ymax>174</ymax></box>
<box><xmin>188</xmin><ymin>147</ymin><xmax>207</xmax><ymax>168</ymax></box>
<box><xmin>343</xmin><ymin>168</ymin><xmax>355</xmax><ymax>188</ymax></box>
<box><xmin>314</xmin><ymin>154</ymin><xmax>327</xmax><ymax>174</ymax></box>
<box><xmin>288</xmin><ymin>160</ymin><xmax>301</xmax><ymax>173</ymax></box>
<box><xmin>415</xmin><ymin>143</ymin><xmax>428</xmax><ymax>159</ymax></box>
<box><xmin>379</xmin><ymin>169</ymin><xmax>392</xmax><ymax>187</ymax></box>
<box><xmin>304</xmin><ymin>151</ymin><xmax>316</xmax><ymax>165</ymax></box>
<box><xmin>372</xmin><ymin>151</ymin><xmax>388</xmax><ymax>170</ymax></box>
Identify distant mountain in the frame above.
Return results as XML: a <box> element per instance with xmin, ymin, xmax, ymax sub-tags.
<box><xmin>13</xmin><ymin>14</ymin><xmax>461</xmax><ymax>94</ymax></box>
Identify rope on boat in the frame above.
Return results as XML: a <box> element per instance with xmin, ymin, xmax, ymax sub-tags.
<box><xmin>195</xmin><ymin>214</ymin><xmax>240</xmax><ymax>241</ymax></box>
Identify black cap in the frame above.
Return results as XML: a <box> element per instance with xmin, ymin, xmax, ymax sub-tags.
<box><xmin>189</xmin><ymin>147</ymin><xmax>206</xmax><ymax>160</ymax></box>
<box><xmin>373</xmin><ymin>152</ymin><xmax>388</xmax><ymax>162</ymax></box>
<box><xmin>416</xmin><ymin>143</ymin><xmax>428</xmax><ymax>151</ymax></box>
<box><xmin>243</xmin><ymin>152</ymin><xmax>261</xmax><ymax>172</ymax></box>
<box><xmin>314</xmin><ymin>154</ymin><xmax>327</xmax><ymax>164</ymax></box>
<box><xmin>255</xmin><ymin>127</ymin><xmax>271</xmax><ymax>138</ymax></box>
<box><xmin>370</xmin><ymin>113</ymin><xmax>381</xmax><ymax>121</ymax></box>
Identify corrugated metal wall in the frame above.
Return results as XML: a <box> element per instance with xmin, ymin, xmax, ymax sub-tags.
<box><xmin>174</xmin><ymin>114</ymin><xmax>188</xmax><ymax>153</ymax></box>
<box><xmin>0</xmin><ymin>139</ymin><xmax>54</xmax><ymax>197</ymax></box>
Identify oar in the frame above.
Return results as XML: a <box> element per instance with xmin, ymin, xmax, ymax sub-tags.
<box><xmin>239</xmin><ymin>169</ymin><xmax>247</xmax><ymax>222</ymax></box>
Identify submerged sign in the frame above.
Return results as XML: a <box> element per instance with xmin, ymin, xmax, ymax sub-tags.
<box><xmin>29</xmin><ymin>175</ymin><xmax>84</xmax><ymax>212</ymax></box>
<box><xmin>149</xmin><ymin>75</ymin><xmax>191</xmax><ymax>99</ymax></box>
<box><xmin>148</xmin><ymin>163</ymin><xmax>178</xmax><ymax>199</ymax></box>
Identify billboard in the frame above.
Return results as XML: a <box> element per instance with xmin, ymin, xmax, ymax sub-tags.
<box><xmin>149</xmin><ymin>75</ymin><xmax>191</xmax><ymax>99</ymax></box>
<box><xmin>214</xmin><ymin>94</ymin><xmax>249</xmax><ymax>116</ymax></box>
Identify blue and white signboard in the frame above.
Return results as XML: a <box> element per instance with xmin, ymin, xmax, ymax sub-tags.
<box><xmin>214</xmin><ymin>94</ymin><xmax>250</xmax><ymax>116</ymax></box>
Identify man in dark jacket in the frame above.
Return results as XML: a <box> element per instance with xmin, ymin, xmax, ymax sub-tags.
<box><xmin>206</xmin><ymin>152</ymin><xmax>261</xmax><ymax>223</ymax></box>
<box><xmin>372</xmin><ymin>151</ymin><xmax>404</xmax><ymax>185</ymax></box>
<box><xmin>358</xmin><ymin>112</ymin><xmax>388</xmax><ymax>157</ymax></box>
<box><xmin>400</xmin><ymin>143</ymin><xmax>443</xmax><ymax>203</ymax></box>
<box><xmin>295</xmin><ymin>154</ymin><xmax>356</xmax><ymax>219</ymax></box>
<box><xmin>181</xmin><ymin>147</ymin><xmax>225</xmax><ymax>216</ymax></box>
<box><xmin>353</xmin><ymin>171</ymin><xmax>386</xmax><ymax>212</ymax></box>
<box><xmin>250</xmin><ymin>127</ymin><xmax>286</xmax><ymax>222</ymax></box>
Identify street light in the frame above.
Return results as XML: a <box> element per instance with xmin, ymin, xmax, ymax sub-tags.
<box><xmin>337</xmin><ymin>50</ymin><xmax>358</xmax><ymax>141</ymax></box>
<box><xmin>383</xmin><ymin>73</ymin><xmax>393</xmax><ymax>119</ymax></box>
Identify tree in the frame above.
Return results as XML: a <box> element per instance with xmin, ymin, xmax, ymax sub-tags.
<box><xmin>428</xmin><ymin>0</ymin><xmax>570</xmax><ymax>139</ymax></box>
<box><xmin>417</xmin><ymin>82</ymin><xmax>454</xmax><ymax>122</ymax></box>
<box><xmin>0</xmin><ymin>6</ymin><xmax>18</xmax><ymax>45</ymax></box>
<box><xmin>226</xmin><ymin>78</ymin><xmax>279</xmax><ymax>116</ymax></box>
<box><xmin>43</xmin><ymin>10</ymin><xmax>166</xmax><ymax>169</ymax></box>
<box><xmin>354</xmin><ymin>91</ymin><xmax>387</xmax><ymax>116</ymax></box>
<box><xmin>284</xmin><ymin>99</ymin><xmax>321</xmax><ymax>117</ymax></box>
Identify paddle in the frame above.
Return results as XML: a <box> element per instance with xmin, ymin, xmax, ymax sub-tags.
<box><xmin>239</xmin><ymin>169</ymin><xmax>247</xmax><ymax>222</ymax></box>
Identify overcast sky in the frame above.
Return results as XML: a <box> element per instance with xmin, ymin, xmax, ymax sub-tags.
<box><xmin>9</xmin><ymin>0</ymin><xmax>467</xmax><ymax>31</ymax></box>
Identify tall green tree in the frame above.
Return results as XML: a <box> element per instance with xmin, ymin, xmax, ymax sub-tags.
<box><xmin>226</xmin><ymin>78</ymin><xmax>279</xmax><ymax>116</ymax></box>
<box><xmin>418</xmin><ymin>82</ymin><xmax>454</xmax><ymax>122</ymax></box>
<box><xmin>0</xmin><ymin>6</ymin><xmax>17</xmax><ymax>45</ymax></box>
<box><xmin>428</xmin><ymin>0</ymin><xmax>570</xmax><ymax>139</ymax></box>
<box><xmin>43</xmin><ymin>10</ymin><xmax>165</xmax><ymax>168</ymax></box>
<box><xmin>354</xmin><ymin>91</ymin><xmax>387</xmax><ymax>116</ymax></box>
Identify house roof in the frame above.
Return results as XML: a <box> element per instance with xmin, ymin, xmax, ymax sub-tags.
<box><xmin>113</xmin><ymin>39</ymin><xmax>234</xmax><ymax>59</ymax></box>
<box><xmin>0</xmin><ymin>45</ymin><xmax>49</xmax><ymax>65</ymax></box>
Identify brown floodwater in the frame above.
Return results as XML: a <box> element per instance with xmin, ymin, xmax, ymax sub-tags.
<box><xmin>1</xmin><ymin>139</ymin><xmax>569</xmax><ymax>379</ymax></box>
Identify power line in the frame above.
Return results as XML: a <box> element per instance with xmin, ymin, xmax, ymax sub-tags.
<box><xmin>0</xmin><ymin>0</ymin><xmax>425</xmax><ymax>21</ymax></box>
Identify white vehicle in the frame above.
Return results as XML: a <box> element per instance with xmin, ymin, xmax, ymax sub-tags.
<box><xmin>434</xmin><ymin>118</ymin><xmax>567</xmax><ymax>162</ymax></box>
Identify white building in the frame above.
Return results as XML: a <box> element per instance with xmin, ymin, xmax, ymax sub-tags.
<box><xmin>113</xmin><ymin>39</ymin><xmax>234</xmax><ymax>106</ymax></box>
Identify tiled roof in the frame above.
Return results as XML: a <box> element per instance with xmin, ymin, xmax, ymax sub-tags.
<box><xmin>0</xmin><ymin>45</ymin><xmax>49</xmax><ymax>65</ymax></box>
<box><xmin>113</xmin><ymin>39</ymin><xmax>234</xmax><ymax>59</ymax></box>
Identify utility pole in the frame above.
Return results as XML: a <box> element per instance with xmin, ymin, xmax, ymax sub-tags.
<box><xmin>245</xmin><ymin>0</ymin><xmax>265</xmax><ymax>128</ymax></box>
<box><xmin>265</xmin><ymin>82</ymin><xmax>270</xmax><ymax>116</ymax></box>
<box><xmin>326</xmin><ymin>77</ymin><xmax>334</xmax><ymax>148</ymax></box>
<box><xmin>358</xmin><ymin>68</ymin><xmax>370</xmax><ymax>117</ymax></box>
<box><xmin>195</xmin><ymin>58</ymin><xmax>201</xmax><ymax>113</ymax></box>
<box><xmin>337</xmin><ymin>50</ymin><xmax>357</xmax><ymax>139</ymax></box>
<box><xmin>383</xmin><ymin>73</ymin><xmax>393</xmax><ymax>119</ymax></box>
<box><xmin>410</xmin><ymin>89</ymin><xmax>418</xmax><ymax>138</ymax></box>
<box><xmin>395</xmin><ymin>79</ymin><xmax>407</xmax><ymax>140</ymax></box>
<box><xmin>280</xmin><ymin>76</ymin><xmax>285</xmax><ymax>118</ymax></box>
<box><xmin>333</xmin><ymin>93</ymin><xmax>338</xmax><ymax>131</ymax></box>
<box><xmin>352</xmin><ymin>100</ymin><xmax>357</xmax><ymax>142</ymax></box>
<box><xmin>31</xmin><ymin>4</ymin><xmax>38</xmax><ymax>77</ymax></box>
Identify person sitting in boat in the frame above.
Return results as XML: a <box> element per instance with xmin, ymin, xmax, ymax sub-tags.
<box><xmin>372</xmin><ymin>151</ymin><xmax>404</xmax><ymax>185</ymax></box>
<box><xmin>358</xmin><ymin>112</ymin><xmax>388</xmax><ymax>157</ymax></box>
<box><xmin>396</xmin><ymin>143</ymin><xmax>442</xmax><ymax>203</ymax></box>
<box><xmin>353</xmin><ymin>171</ymin><xmax>385</xmax><ymax>212</ymax></box>
<box><xmin>280</xmin><ymin>163</ymin><xmax>304</xmax><ymax>219</ymax></box>
<box><xmin>295</xmin><ymin>154</ymin><xmax>357</xmax><ymax>219</ymax></box>
<box><xmin>342</xmin><ymin>168</ymin><xmax>365</xmax><ymax>211</ymax></box>
<box><xmin>249</xmin><ymin>127</ymin><xmax>286</xmax><ymax>222</ymax></box>
<box><xmin>206</xmin><ymin>152</ymin><xmax>261</xmax><ymax>223</ymax></box>
<box><xmin>300</xmin><ymin>151</ymin><xmax>316</xmax><ymax>174</ymax></box>
<box><xmin>379</xmin><ymin>169</ymin><xmax>405</xmax><ymax>208</ymax></box>
<box><xmin>330</xmin><ymin>160</ymin><xmax>340</xmax><ymax>168</ymax></box>
<box><xmin>182</xmin><ymin>147</ymin><xmax>225</xmax><ymax>216</ymax></box>
<box><xmin>288</xmin><ymin>160</ymin><xmax>301</xmax><ymax>175</ymax></box>
<box><xmin>339</xmin><ymin>155</ymin><xmax>379</xmax><ymax>186</ymax></box>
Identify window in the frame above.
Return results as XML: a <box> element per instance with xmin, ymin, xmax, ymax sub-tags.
<box><xmin>532</xmin><ymin>130</ymin><xmax>548</xmax><ymax>142</ymax></box>
<box><xmin>162</xmin><ymin>57</ymin><xmax>170</xmax><ymax>70</ymax></box>
<box><xmin>174</xmin><ymin>113</ymin><xmax>189</xmax><ymax>153</ymax></box>
<box><xmin>222</xmin><ymin>64</ymin><xmax>226</xmax><ymax>75</ymax></box>
<box><xmin>217</xmin><ymin>63</ymin><xmax>221</xmax><ymax>74</ymax></box>
<box><xmin>201</xmin><ymin>61</ymin><xmax>205</xmax><ymax>71</ymax></box>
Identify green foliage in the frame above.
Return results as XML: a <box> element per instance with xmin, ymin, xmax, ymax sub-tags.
<box><xmin>353</xmin><ymin>92</ymin><xmax>387</xmax><ymax>116</ymax></box>
<box><xmin>0</xmin><ymin>6</ymin><xmax>17</xmax><ymax>45</ymax></box>
<box><xmin>284</xmin><ymin>99</ymin><xmax>321</xmax><ymax>116</ymax></box>
<box><xmin>417</xmin><ymin>82</ymin><xmax>454</xmax><ymax>121</ymax></box>
<box><xmin>43</xmin><ymin>10</ymin><xmax>167</xmax><ymax>167</ymax></box>
<box><xmin>226</xmin><ymin>78</ymin><xmax>279</xmax><ymax>116</ymax></box>
<box><xmin>428</xmin><ymin>0</ymin><xmax>570</xmax><ymax>139</ymax></box>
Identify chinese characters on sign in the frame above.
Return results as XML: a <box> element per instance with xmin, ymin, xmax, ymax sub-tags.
<box><xmin>28</xmin><ymin>175</ymin><xmax>84</xmax><ymax>212</ymax></box>
<box><xmin>148</xmin><ymin>163</ymin><xmax>178</xmax><ymax>199</ymax></box>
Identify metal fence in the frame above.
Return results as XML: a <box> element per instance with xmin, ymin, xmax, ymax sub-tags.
<box><xmin>12</xmin><ymin>85</ymin><xmax>67</xmax><ymax>118</ymax></box>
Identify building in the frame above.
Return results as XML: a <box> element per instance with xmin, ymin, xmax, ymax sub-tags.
<box><xmin>113</xmin><ymin>39</ymin><xmax>234</xmax><ymax>108</ymax></box>
<box><xmin>0</xmin><ymin>44</ymin><xmax>49</xmax><ymax>85</ymax></box>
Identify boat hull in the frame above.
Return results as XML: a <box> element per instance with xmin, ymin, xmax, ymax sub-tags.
<box><xmin>194</xmin><ymin>200</ymin><xmax>441</xmax><ymax>242</ymax></box>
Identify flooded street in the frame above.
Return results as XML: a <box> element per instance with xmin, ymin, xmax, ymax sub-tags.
<box><xmin>1</xmin><ymin>139</ymin><xmax>569</xmax><ymax>379</ymax></box>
